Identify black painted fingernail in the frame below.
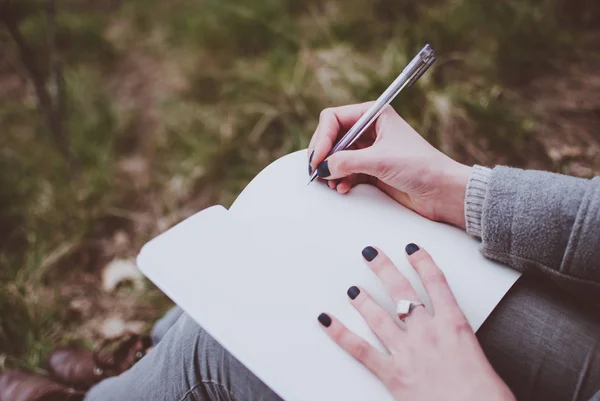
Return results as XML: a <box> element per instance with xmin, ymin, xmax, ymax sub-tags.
<box><xmin>405</xmin><ymin>243</ymin><xmax>420</xmax><ymax>255</ymax></box>
<box><xmin>347</xmin><ymin>286</ymin><xmax>360</xmax><ymax>300</ymax></box>
<box><xmin>316</xmin><ymin>160</ymin><xmax>330</xmax><ymax>177</ymax></box>
<box><xmin>308</xmin><ymin>151</ymin><xmax>314</xmax><ymax>175</ymax></box>
<box><xmin>318</xmin><ymin>313</ymin><xmax>332</xmax><ymax>327</ymax></box>
<box><xmin>362</xmin><ymin>246</ymin><xmax>378</xmax><ymax>261</ymax></box>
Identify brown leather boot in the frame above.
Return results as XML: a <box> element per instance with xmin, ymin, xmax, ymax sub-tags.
<box><xmin>47</xmin><ymin>334</ymin><xmax>152</xmax><ymax>391</ymax></box>
<box><xmin>0</xmin><ymin>370</ymin><xmax>85</xmax><ymax>401</ymax></box>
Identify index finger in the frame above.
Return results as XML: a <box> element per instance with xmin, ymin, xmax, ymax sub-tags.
<box><xmin>308</xmin><ymin>102</ymin><xmax>375</xmax><ymax>171</ymax></box>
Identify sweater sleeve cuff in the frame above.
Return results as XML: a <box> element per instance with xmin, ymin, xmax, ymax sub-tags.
<box><xmin>465</xmin><ymin>165</ymin><xmax>492</xmax><ymax>238</ymax></box>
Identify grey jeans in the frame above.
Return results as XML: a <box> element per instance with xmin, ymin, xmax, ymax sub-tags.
<box><xmin>85</xmin><ymin>274</ymin><xmax>600</xmax><ymax>401</ymax></box>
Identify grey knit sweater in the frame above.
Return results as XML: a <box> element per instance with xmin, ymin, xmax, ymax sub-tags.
<box><xmin>465</xmin><ymin>165</ymin><xmax>600</xmax><ymax>300</ymax></box>
<box><xmin>465</xmin><ymin>165</ymin><xmax>600</xmax><ymax>401</ymax></box>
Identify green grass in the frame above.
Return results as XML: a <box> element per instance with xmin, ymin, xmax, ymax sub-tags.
<box><xmin>0</xmin><ymin>0</ymin><xmax>598</xmax><ymax>372</ymax></box>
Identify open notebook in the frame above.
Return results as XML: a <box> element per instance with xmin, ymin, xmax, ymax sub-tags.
<box><xmin>137</xmin><ymin>150</ymin><xmax>520</xmax><ymax>401</ymax></box>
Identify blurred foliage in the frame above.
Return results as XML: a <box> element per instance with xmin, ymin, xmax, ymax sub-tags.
<box><xmin>0</xmin><ymin>0</ymin><xmax>598</xmax><ymax>371</ymax></box>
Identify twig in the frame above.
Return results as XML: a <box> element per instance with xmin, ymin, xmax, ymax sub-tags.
<box><xmin>45</xmin><ymin>0</ymin><xmax>70</xmax><ymax>166</ymax></box>
<box><xmin>0</xmin><ymin>0</ymin><xmax>70</xmax><ymax>163</ymax></box>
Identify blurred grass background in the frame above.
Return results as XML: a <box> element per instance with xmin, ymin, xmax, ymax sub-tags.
<box><xmin>1</xmin><ymin>0</ymin><xmax>599</xmax><ymax>372</ymax></box>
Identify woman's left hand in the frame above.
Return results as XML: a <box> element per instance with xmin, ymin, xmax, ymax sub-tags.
<box><xmin>317</xmin><ymin>244</ymin><xmax>515</xmax><ymax>401</ymax></box>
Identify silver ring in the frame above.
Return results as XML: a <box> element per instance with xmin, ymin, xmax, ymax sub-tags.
<box><xmin>396</xmin><ymin>300</ymin><xmax>424</xmax><ymax>321</ymax></box>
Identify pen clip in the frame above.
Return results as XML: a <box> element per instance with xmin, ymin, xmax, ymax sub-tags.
<box><xmin>407</xmin><ymin>55</ymin><xmax>436</xmax><ymax>89</ymax></box>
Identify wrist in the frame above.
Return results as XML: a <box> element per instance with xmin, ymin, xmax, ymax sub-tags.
<box><xmin>432</xmin><ymin>161</ymin><xmax>472</xmax><ymax>229</ymax></box>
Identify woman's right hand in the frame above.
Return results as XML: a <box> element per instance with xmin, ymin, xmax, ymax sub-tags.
<box><xmin>307</xmin><ymin>103</ymin><xmax>472</xmax><ymax>228</ymax></box>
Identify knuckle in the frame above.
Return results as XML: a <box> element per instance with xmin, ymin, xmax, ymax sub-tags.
<box><xmin>389</xmin><ymin>280</ymin><xmax>413</xmax><ymax>299</ymax></box>
<box><xmin>421</xmin><ymin>329</ymin><xmax>439</xmax><ymax>348</ymax></box>
<box><xmin>449</xmin><ymin>315</ymin><xmax>472</xmax><ymax>336</ymax></box>
<box><xmin>351</xmin><ymin>341</ymin><xmax>371</xmax><ymax>362</ymax></box>
<box><xmin>384</xmin><ymin>374</ymin><xmax>404</xmax><ymax>391</ymax></box>
<box><xmin>368</xmin><ymin>311</ymin><xmax>388</xmax><ymax>331</ymax></box>
<box><xmin>422</xmin><ymin>269</ymin><xmax>448</xmax><ymax>287</ymax></box>
<box><xmin>373</xmin><ymin>158</ymin><xmax>396</xmax><ymax>178</ymax></box>
<box><xmin>319</xmin><ymin>108</ymin><xmax>332</xmax><ymax>121</ymax></box>
<box><xmin>373</xmin><ymin>159</ymin><xmax>388</xmax><ymax>175</ymax></box>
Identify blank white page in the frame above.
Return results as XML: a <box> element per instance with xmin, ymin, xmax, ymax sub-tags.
<box><xmin>230</xmin><ymin>150</ymin><xmax>519</xmax><ymax>331</ymax></box>
<box><xmin>138</xmin><ymin>150</ymin><xmax>520</xmax><ymax>401</ymax></box>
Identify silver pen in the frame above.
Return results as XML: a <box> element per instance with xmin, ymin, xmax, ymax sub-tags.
<box><xmin>308</xmin><ymin>44</ymin><xmax>436</xmax><ymax>184</ymax></box>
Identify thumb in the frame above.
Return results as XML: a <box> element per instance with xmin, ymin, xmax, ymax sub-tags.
<box><xmin>315</xmin><ymin>147</ymin><xmax>382</xmax><ymax>180</ymax></box>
